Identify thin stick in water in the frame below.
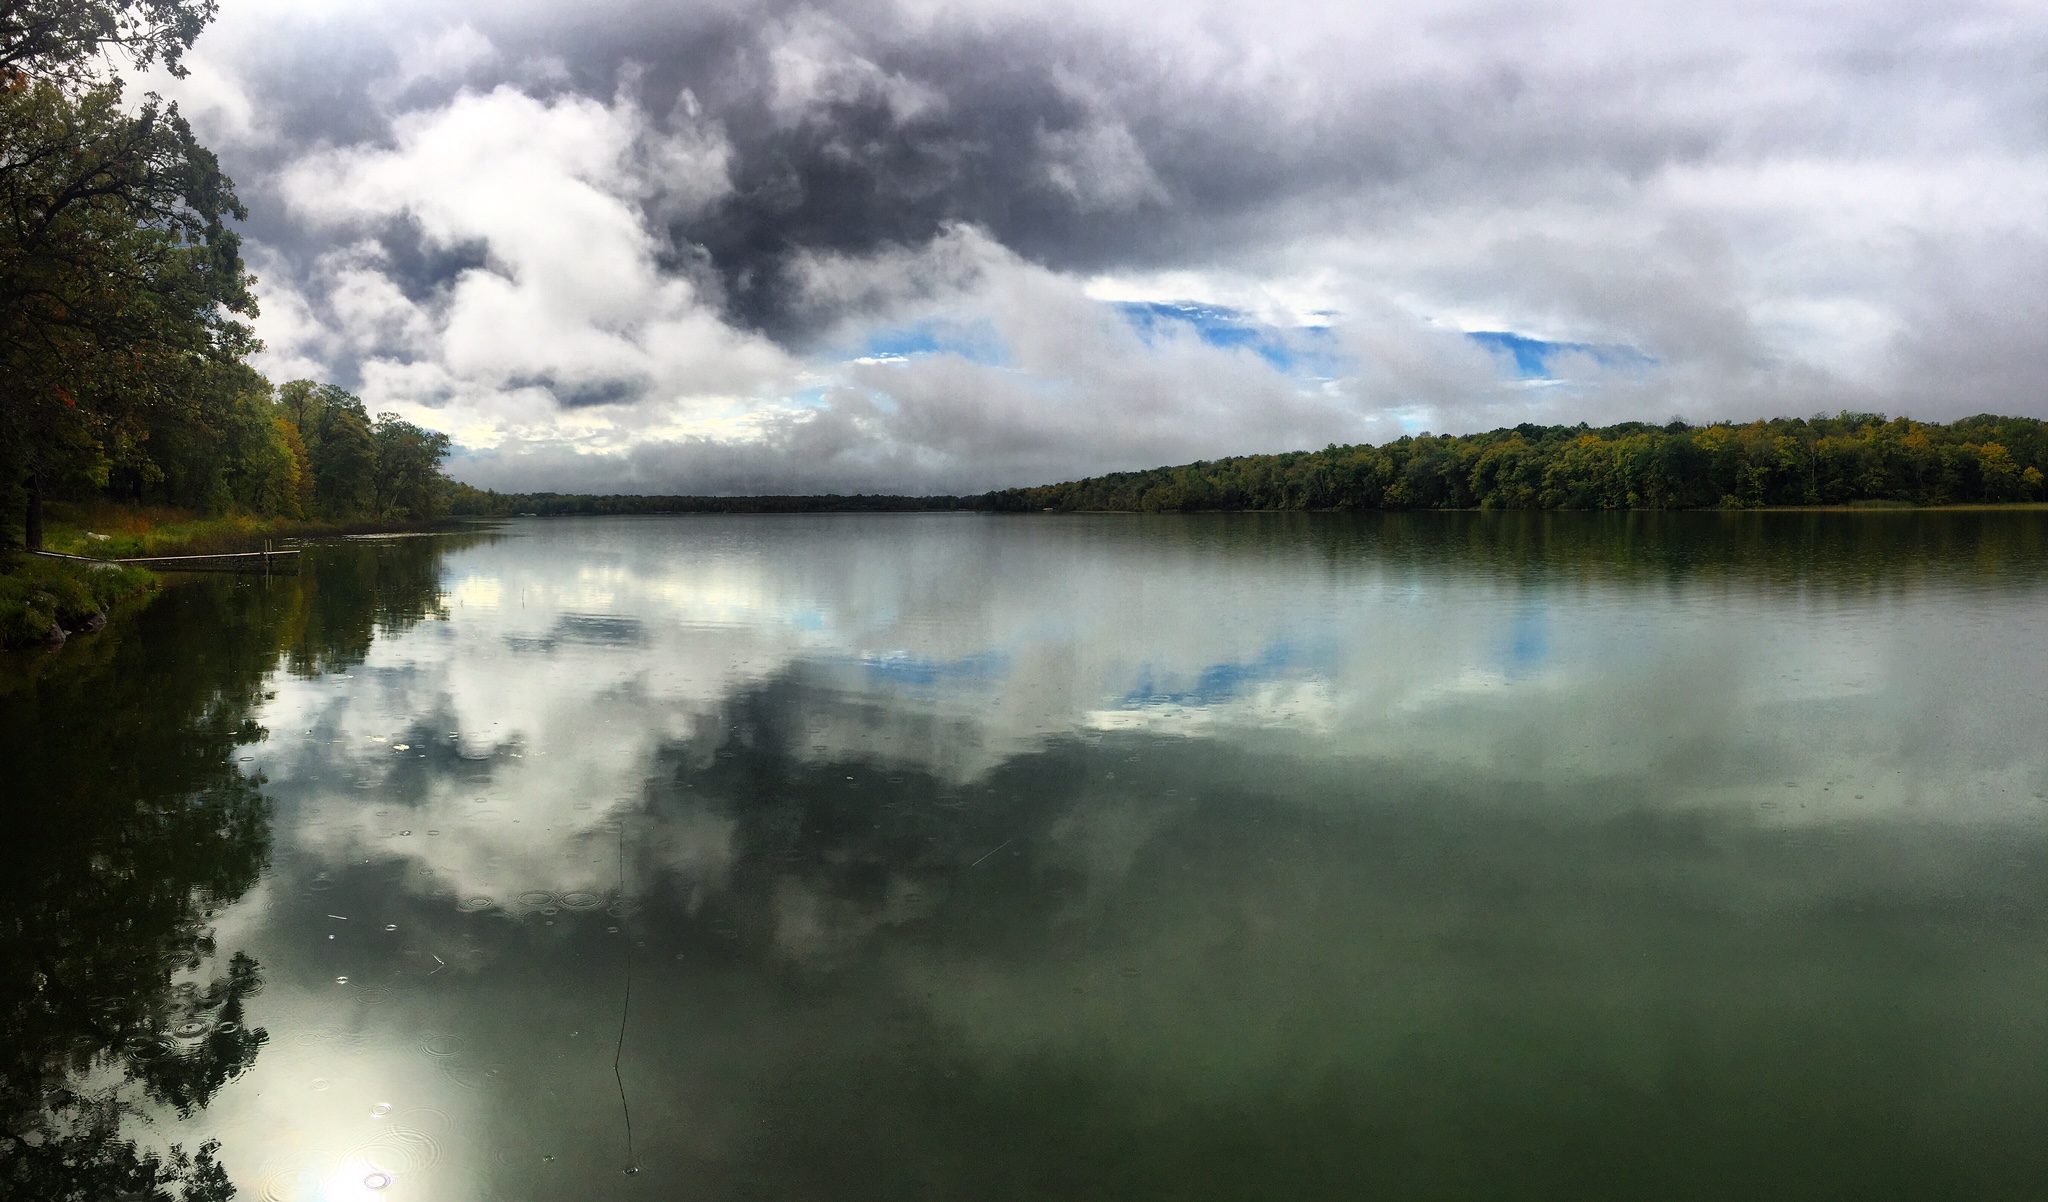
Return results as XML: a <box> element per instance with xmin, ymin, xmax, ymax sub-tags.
<box><xmin>614</xmin><ymin>820</ymin><xmax>637</xmax><ymax>1175</ymax></box>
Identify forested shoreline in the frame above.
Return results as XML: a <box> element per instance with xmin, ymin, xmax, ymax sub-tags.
<box><xmin>982</xmin><ymin>414</ymin><xmax>2048</xmax><ymax>513</ymax></box>
<box><xmin>1</xmin><ymin>3</ymin><xmax>457</xmax><ymax>556</ymax></box>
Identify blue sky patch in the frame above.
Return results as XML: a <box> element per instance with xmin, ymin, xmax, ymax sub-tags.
<box><xmin>1504</xmin><ymin>607</ymin><xmax>1550</xmax><ymax>674</ymax></box>
<box><xmin>1106</xmin><ymin>300</ymin><xmax>1651</xmax><ymax>384</ymax></box>
<box><xmin>851</xmin><ymin>320</ymin><xmax>1009</xmax><ymax>366</ymax></box>
<box><xmin>1119</xmin><ymin>639</ymin><xmax>1327</xmax><ymax>708</ymax></box>
<box><xmin>860</xmin><ymin>650</ymin><xmax>1010</xmax><ymax>689</ymax></box>
<box><xmin>1466</xmin><ymin>330</ymin><xmax>1653</xmax><ymax>379</ymax></box>
<box><xmin>1113</xmin><ymin>301</ymin><xmax>1340</xmax><ymax>374</ymax></box>
<box><xmin>834</xmin><ymin>303</ymin><xmax>1649</xmax><ymax>393</ymax></box>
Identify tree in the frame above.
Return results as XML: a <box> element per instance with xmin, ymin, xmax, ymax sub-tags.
<box><xmin>1</xmin><ymin>1</ymin><xmax>216</xmax><ymax>88</ymax></box>
<box><xmin>277</xmin><ymin>382</ymin><xmax>376</xmax><ymax>517</ymax></box>
<box><xmin>271</xmin><ymin>412</ymin><xmax>312</xmax><ymax>517</ymax></box>
<box><xmin>371</xmin><ymin>412</ymin><xmax>452</xmax><ymax>519</ymax></box>
<box><xmin>217</xmin><ymin>382</ymin><xmax>297</xmax><ymax>515</ymax></box>
<box><xmin>1973</xmin><ymin>441</ymin><xmax>2023</xmax><ymax>503</ymax></box>
<box><xmin>0</xmin><ymin>0</ymin><xmax>252</xmax><ymax>547</ymax></box>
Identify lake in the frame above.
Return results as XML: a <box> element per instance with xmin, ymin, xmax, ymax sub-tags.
<box><xmin>7</xmin><ymin>511</ymin><xmax>2048</xmax><ymax>1200</ymax></box>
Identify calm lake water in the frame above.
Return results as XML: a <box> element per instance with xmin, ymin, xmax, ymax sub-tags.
<box><xmin>7</xmin><ymin>512</ymin><xmax>2048</xmax><ymax>1200</ymax></box>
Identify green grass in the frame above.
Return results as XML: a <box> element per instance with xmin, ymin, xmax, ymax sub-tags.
<box><xmin>39</xmin><ymin>501</ymin><xmax>436</xmax><ymax>559</ymax></box>
<box><xmin>0</xmin><ymin>555</ymin><xmax>157</xmax><ymax>650</ymax></box>
<box><xmin>42</xmin><ymin>502</ymin><xmax>313</xmax><ymax>559</ymax></box>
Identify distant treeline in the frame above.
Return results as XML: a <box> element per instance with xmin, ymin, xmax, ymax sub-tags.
<box><xmin>983</xmin><ymin>414</ymin><xmax>2048</xmax><ymax>513</ymax></box>
<box><xmin>447</xmin><ymin>487</ymin><xmax>975</xmax><ymax>516</ymax></box>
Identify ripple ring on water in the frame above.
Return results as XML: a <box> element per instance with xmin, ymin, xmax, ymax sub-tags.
<box><xmin>457</xmin><ymin>895</ymin><xmax>497</xmax><ymax>912</ymax></box>
<box><xmin>350</xmin><ymin>1126</ymin><xmax>442</xmax><ymax>1175</ymax></box>
<box><xmin>395</xmin><ymin>1105</ymin><xmax>453</xmax><ymax>1137</ymax></box>
<box><xmin>258</xmin><ymin>1166</ymin><xmax>322</xmax><ymax>1202</ymax></box>
<box><xmin>438</xmin><ymin>1062</ymin><xmax>486</xmax><ymax>1092</ymax></box>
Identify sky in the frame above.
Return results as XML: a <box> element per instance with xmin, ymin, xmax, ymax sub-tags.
<box><xmin>137</xmin><ymin>0</ymin><xmax>2048</xmax><ymax>495</ymax></box>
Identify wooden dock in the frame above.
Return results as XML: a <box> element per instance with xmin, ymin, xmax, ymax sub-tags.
<box><xmin>30</xmin><ymin>547</ymin><xmax>300</xmax><ymax>575</ymax></box>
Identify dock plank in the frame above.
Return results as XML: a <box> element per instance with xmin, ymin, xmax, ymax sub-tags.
<box><xmin>29</xmin><ymin>548</ymin><xmax>301</xmax><ymax>573</ymax></box>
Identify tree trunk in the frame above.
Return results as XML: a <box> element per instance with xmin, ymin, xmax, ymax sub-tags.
<box><xmin>25</xmin><ymin>475</ymin><xmax>44</xmax><ymax>551</ymax></box>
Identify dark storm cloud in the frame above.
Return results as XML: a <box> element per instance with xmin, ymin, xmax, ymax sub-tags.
<box><xmin>481</xmin><ymin>4</ymin><xmax>1736</xmax><ymax>341</ymax></box>
<box><xmin>503</xmin><ymin>373</ymin><xmax>647</xmax><ymax>409</ymax></box>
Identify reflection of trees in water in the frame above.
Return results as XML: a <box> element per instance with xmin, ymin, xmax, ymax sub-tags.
<box><xmin>281</xmin><ymin>532</ymin><xmax>497</xmax><ymax>677</ymax></box>
<box><xmin>1027</xmin><ymin>510</ymin><xmax>2048</xmax><ymax>597</ymax></box>
<box><xmin>1364</xmin><ymin>509</ymin><xmax>2048</xmax><ymax>594</ymax></box>
<box><xmin>1</xmin><ymin>573</ymin><xmax>293</xmax><ymax>1199</ymax></box>
<box><xmin>7</xmin><ymin>957</ymin><xmax>262</xmax><ymax>1202</ymax></box>
<box><xmin>0</xmin><ymin>530</ymin><xmax>486</xmax><ymax>1197</ymax></box>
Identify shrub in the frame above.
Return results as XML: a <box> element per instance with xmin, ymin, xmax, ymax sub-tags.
<box><xmin>0</xmin><ymin>558</ymin><xmax>157</xmax><ymax>650</ymax></box>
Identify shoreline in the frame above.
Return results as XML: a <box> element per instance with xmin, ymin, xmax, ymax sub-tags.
<box><xmin>460</xmin><ymin>501</ymin><xmax>2048</xmax><ymax>518</ymax></box>
<box><xmin>4</xmin><ymin>511</ymin><xmax>450</xmax><ymax>655</ymax></box>
<box><xmin>0</xmin><ymin>557</ymin><xmax>158</xmax><ymax>653</ymax></box>
<box><xmin>1013</xmin><ymin>502</ymin><xmax>2048</xmax><ymax>516</ymax></box>
<box><xmin>37</xmin><ymin>508</ymin><xmax>450</xmax><ymax>561</ymax></box>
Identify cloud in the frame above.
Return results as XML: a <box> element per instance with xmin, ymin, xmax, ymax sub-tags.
<box><xmin>761</xmin><ymin>8</ymin><xmax>946</xmax><ymax>127</ymax></box>
<box><xmin>448</xmin><ymin>225</ymin><xmax>1381</xmax><ymax>492</ymax></box>
<box><xmin>147</xmin><ymin>0</ymin><xmax>2048</xmax><ymax>491</ymax></box>
<box><xmin>268</xmin><ymin>80</ymin><xmax>790</xmax><ymax>432</ymax></box>
<box><xmin>1037</xmin><ymin>118</ymin><xmax>1166</xmax><ymax>213</ymax></box>
<box><xmin>381</xmin><ymin>22</ymin><xmax>499</xmax><ymax>98</ymax></box>
<box><xmin>1887</xmin><ymin>232</ymin><xmax>2048</xmax><ymax>416</ymax></box>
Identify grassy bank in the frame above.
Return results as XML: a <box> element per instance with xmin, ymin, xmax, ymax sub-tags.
<box><xmin>0</xmin><ymin>556</ymin><xmax>157</xmax><ymax>650</ymax></box>
<box><xmin>5</xmin><ymin>502</ymin><xmax>443</xmax><ymax>653</ymax></box>
<box><xmin>38</xmin><ymin>502</ymin><xmax>439</xmax><ymax>559</ymax></box>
